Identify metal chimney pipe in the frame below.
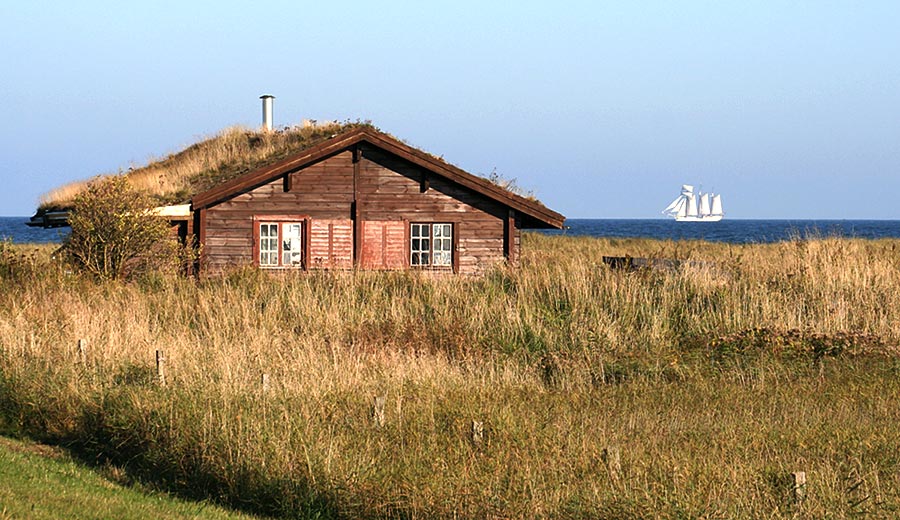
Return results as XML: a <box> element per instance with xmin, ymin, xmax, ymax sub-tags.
<box><xmin>260</xmin><ymin>94</ymin><xmax>275</xmax><ymax>131</ymax></box>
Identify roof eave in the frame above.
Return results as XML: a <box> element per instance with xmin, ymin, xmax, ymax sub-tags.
<box><xmin>191</xmin><ymin>127</ymin><xmax>565</xmax><ymax>229</ymax></box>
<box><xmin>357</xmin><ymin>130</ymin><xmax>565</xmax><ymax>229</ymax></box>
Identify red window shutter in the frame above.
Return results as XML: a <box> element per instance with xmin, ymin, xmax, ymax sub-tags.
<box><xmin>382</xmin><ymin>221</ymin><xmax>406</xmax><ymax>269</ymax></box>
<box><xmin>361</xmin><ymin>220</ymin><xmax>406</xmax><ymax>270</ymax></box>
<box><xmin>360</xmin><ymin>221</ymin><xmax>383</xmax><ymax>269</ymax></box>
<box><xmin>330</xmin><ymin>220</ymin><xmax>353</xmax><ymax>269</ymax></box>
<box><xmin>309</xmin><ymin>219</ymin><xmax>353</xmax><ymax>269</ymax></box>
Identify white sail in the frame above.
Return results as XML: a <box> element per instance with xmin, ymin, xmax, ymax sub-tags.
<box><xmin>663</xmin><ymin>197</ymin><xmax>683</xmax><ymax>214</ymax></box>
<box><xmin>699</xmin><ymin>193</ymin><xmax>711</xmax><ymax>215</ymax></box>
<box><xmin>675</xmin><ymin>199</ymin><xmax>687</xmax><ymax>218</ymax></box>
<box><xmin>686</xmin><ymin>194</ymin><xmax>698</xmax><ymax>217</ymax></box>
<box><xmin>711</xmin><ymin>194</ymin><xmax>723</xmax><ymax>215</ymax></box>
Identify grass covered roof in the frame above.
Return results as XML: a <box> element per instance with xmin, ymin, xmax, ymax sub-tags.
<box><xmin>39</xmin><ymin>121</ymin><xmax>372</xmax><ymax>212</ymax></box>
<box><xmin>37</xmin><ymin>120</ymin><xmax>541</xmax><ymax>214</ymax></box>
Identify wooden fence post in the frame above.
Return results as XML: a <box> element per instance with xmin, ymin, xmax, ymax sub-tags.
<box><xmin>261</xmin><ymin>373</ymin><xmax>270</xmax><ymax>393</ymax></box>
<box><xmin>76</xmin><ymin>339</ymin><xmax>87</xmax><ymax>364</ymax></box>
<box><xmin>792</xmin><ymin>471</ymin><xmax>807</xmax><ymax>504</ymax></box>
<box><xmin>472</xmin><ymin>420</ymin><xmax>484</xmax><ymax>446</ymax></box>
<box><xmin>156</xmin><ymin>350</ymin><xmax>166</xmax><ymax>386</ymax></box>
<box><xmin>373</xmin><ymin>395</ymin><xmax>385</xmax><ymax>427</ymax></box>
<box><xmin>603</xmin><ymin>446</ymin><xmax>622</xmax><ymax>481</ymax></box>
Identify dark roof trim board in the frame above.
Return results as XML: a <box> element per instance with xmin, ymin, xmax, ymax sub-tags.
<box><xmin>191</xmin><ymin>127</ymin><xmax>564</xmax><ymax>229</ymax></box>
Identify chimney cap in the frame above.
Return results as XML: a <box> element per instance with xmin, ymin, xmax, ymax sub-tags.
<box><xmin>260</xmin><ymin>94</ymin><xmax>275</xmax><ymax>99</ymax></box>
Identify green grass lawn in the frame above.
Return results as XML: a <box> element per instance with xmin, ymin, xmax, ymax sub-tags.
<box><xmin>0</xmin><ymin>436</ymin><xmax>260</xmax><ymax>520</ymax></box>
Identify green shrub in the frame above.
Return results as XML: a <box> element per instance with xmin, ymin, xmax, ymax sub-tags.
<box><xmin>63</xmin><ymin>177</ymin><xmax>179</xmax><ymax>280</ymax></box>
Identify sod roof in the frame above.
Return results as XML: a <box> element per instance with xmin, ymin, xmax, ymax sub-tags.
<box><xmin>38</xmin><ymin>121</ymin><xmax>372</xmax><ymax>212</ymax></box>
<box><xmin>34</xmin><ymin>121</ymin><xmax>562</xmax><ymax>228</ymax></box>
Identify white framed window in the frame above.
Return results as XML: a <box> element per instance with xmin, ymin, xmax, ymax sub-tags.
<box><xmin>257</xmin><ymin>219</ymin><xmax>304</xmax><ymax>268</ymax></box>
<box><xmin>259</xmin><ymin>223</ymin><xmax>279</xmax><ymax>266</ymax></box>
<box><xmin>281</xmin><ymin>223</ymin><xmax>303</xmax><ymax>266</ymax></box>
<box><xmin>410</xmin><ymin>223</ymin><xmax>431</xmax><ymax>266</ymax></box>
<box><xmin>410</xmin><ymin>223</ymin><xmax>452</xmax><ymax>267</ymax></box>
<box><xmin>432</xmin><ymin>223</ymin><xmax>452</xmax><ymax>266</ymax></box>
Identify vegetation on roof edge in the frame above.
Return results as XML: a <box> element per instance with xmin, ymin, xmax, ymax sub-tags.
<box><xmin>37</xmin><ymin>119</ymin><xmax>540</xmax><ymax>213</ymax></box>
<box><xmin>38</xmin><ymin>121</ymin><xmax>374</xmax><ymax>212</ymax></box>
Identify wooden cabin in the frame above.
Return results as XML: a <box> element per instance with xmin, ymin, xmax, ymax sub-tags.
<box><xmin>188</xmin><ymin>127</ymin><xmax>564</xmax><ymax>275</ymax></box>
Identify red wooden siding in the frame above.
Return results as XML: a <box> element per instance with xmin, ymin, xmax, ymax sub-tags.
<box><xmin>309</xmin><ymin>219</ymin><xmax>353</xmax><ymax>269</ymax></box>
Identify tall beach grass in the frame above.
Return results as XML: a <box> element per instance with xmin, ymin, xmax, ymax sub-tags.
<box><xmin>1</xmin><ymin>234</ymin><xmax>899</xmax><ymax>518</ymax></box>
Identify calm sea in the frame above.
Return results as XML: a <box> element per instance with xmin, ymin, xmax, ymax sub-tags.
<box><xmin>0</xmin><ymin>217</ymin><xmax>69</xmax><ymax>244</ymax></box>
<box><xmin>3</xmin><ymin>216</ymin><xmax>900</xmax><ymax>245</ymax></box>
<box><xmin>537</xmin><ymin>219</ymin><xmax>900</xmax><ymax>243</ymax></box>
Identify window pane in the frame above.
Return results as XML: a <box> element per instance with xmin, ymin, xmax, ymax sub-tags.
<box><xmin>412</xmin><ymin>223</ymin><xmax>449</xmax><ymax>267</ymax></box>
<box><xmin>434</xmin><ymin>224</ymin><xmax>450</xmax><ymax>238</ymax></box>
<box><xmin>281</xmin><ymin>223</ymin><xmax>303</xmax><ymax>267</ymax></box>
<box><xmin>260</xmin><ymin>223</ymin><xmax>279</xmax><ymax>266</ymax></box>
<box><xmin>431</xmin><ymin>224</ymin><xmax>452</xmax><ymax>266</ymax></box>
<box><xmin>283</xmin><ymin>250</ymin><xmax>302</xmax><ymax>266</ymax></box>
<box><xmin>433</xmin><ymin>250</ymin><xmax>451</xmax><ymax>266</ymax></box>
<box><xmin>284</xmin><ymin>223</ymin><xmax>301</xmax><ymax>239</ymax></box>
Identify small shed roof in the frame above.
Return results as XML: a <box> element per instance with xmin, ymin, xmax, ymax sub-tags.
<box><xmin>191</xmin><ymin>127</ymin><xmax>564</xmax><ymax>229</ymax></box>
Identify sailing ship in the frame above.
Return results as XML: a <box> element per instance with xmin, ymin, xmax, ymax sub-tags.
<box><xmin>662</xmin><ymin>185</ymin><xmax>724</xmax><ymax>222</ymax></box>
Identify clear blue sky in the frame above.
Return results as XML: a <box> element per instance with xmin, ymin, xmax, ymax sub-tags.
<box><xmin>2</xmin><ymin>1</ymin><xmax>899</xmax><ymax>219</ymax></box>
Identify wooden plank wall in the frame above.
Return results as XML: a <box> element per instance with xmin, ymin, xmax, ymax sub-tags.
<box><xmin>204</xmin><ymin>151</ymin><xmax>354</xmax><ymax>272</ymax></box>
<box><xmin>358</xmin><ymin>145</ymin><xmax>508</xmax><ymax>274</ymax></box>
<box><xmin>202</xmin><ymin>146</ymin><xmax>513</xmax><ymax>275</ymax></box>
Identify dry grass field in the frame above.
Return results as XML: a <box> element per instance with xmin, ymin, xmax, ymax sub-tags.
<box><xmin>1</xmin><ymin>234</ymin><xmax>899</xmax><ymax>518</ymax></box>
